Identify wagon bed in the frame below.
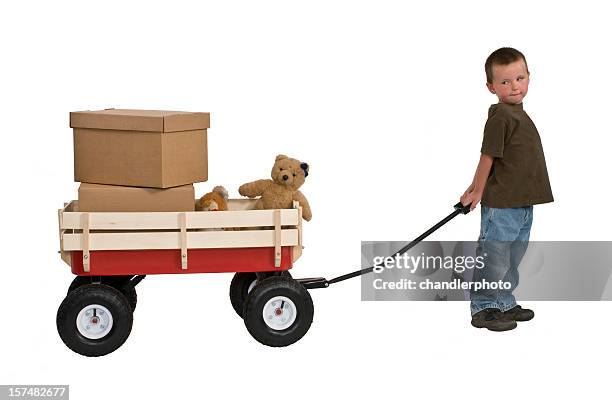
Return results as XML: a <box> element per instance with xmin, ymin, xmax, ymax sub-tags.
<box><xmin>58</xmin><ymin>198</ymin><xmax>304</xmax><ymax>276</ymax></box>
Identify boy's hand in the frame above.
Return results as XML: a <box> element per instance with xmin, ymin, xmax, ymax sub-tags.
<box><xmin>460</xmin><ymin>184</ymin><xmax>483</xmax><ymax>211</ymax></box>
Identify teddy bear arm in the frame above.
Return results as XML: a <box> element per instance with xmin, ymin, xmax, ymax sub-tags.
<box><xmin>238</xmin><ymin>179</ymin><xmax>271</xmax><ymax>198</ymax></box>
<box><xmin>292</xmin><ymin>190</ymin><xmax>312</xmax><ymax>221</ymax></box>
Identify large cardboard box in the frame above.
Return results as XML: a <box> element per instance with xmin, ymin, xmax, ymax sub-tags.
<box><xmin>78</xmin><ymin>183</ymin><xmax>195</xmax><ymax>212</ymax></box>
<box><xmin>70</xmin><ymin>109</ymin><xmax>210</xmax><ymax>188</ymax></box>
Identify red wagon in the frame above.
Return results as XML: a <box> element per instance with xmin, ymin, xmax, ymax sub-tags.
<box><xmin>57</xmin><ymin>198</ymin><xmax>312</xmax><ymax>356</ymax></box>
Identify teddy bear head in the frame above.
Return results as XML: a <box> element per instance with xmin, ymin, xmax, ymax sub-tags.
<box><xmin>271</xmin><ymin>154</ymin><xmax>309</xmax><ymax>191</ymax></box>
<box><xmin>196</xmin><ymin>186</ymin><xmax>229</xmax><ymax>211</ymax></box>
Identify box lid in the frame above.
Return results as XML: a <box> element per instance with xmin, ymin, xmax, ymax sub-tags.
<box><xmin>70</xmin><ymin>109</ymin><xmax>210</xmax><ymax>132</ymax></box>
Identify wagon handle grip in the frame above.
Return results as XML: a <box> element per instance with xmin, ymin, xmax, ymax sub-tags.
<box><xmin>454</xmin><ymin>201</ymin><xmax>472</xmax><ymax>215</ymax></box>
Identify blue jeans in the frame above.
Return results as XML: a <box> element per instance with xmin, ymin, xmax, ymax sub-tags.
<box><xmin>470</xmin><ymin>205</ymin><xmax>533</xmax><ymax>315</ymax></box>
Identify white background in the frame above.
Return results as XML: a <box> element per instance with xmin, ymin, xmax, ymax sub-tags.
<box><xmin>1</xmin><ymin>1</ymin><xmax>611</xmax><ymax>405</ymax></box>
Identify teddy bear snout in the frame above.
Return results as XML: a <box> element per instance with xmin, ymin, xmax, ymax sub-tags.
<box><xmin>282</xmin><ymin>174</ymin><xmax>289</xmax><ymax>181</ymax></box>
<box><xmin>205</xmin><ymin>200</ymin><xmax>219</xmax><ymax>211</ymax></box>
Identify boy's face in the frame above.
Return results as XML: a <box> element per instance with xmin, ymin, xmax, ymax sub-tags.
<box><xmin>486</xmin><ymin>59</ymin><xmax>530</xmax><ymax>104</ymax></box>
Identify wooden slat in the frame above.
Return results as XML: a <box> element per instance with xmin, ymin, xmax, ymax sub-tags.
<box><xmin>62</xmin><ymin>229</ymin><xmax>299</xmax><ymax>251</ymax></box>
<box><xmin>58</xmin><ymin>205</ymin><xmax>65</xmax><ymax>253</ymax></box>
<box><xmin>61</xmin><ymin>208</ymin><xmax>299</xmax><ymax>230</ymax></box>
<box><xmin>58</xmin><ymin>204</ymin><xmax>71</xmax><ymax>266</ymax></box>
<box><xmin>180</xmin><ymin>213</ymin><xmax>188</xmax><ymax>270</ymax></box>
<box><xmin>274</xmin><ymin>209</ymin><xmax>281</xmax><ymax>267</ymax></box>
<box><xmin>293</xmin><ymin>201</ymin><xmax>303</xmax><ymax>247</ymax></box>
<box><xmin>292</xmin><ymin>201</ymin><xmax>303</xmax><ymax>262</ymax></box>
<box><xmin>82</xmin><ymin>213</ymin><xmax>90</xmax><ymax>272</ymax></box>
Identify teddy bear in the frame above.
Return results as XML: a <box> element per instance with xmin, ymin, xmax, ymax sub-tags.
<box><xmin>238</xmin><ymin>154</ymin><xmax>312</xmax><ymax>221</ymax></box>
<box><xmin>196</xmin><ymin>186</ymin><xmax>229</xmax><ymax>212</ymax></box>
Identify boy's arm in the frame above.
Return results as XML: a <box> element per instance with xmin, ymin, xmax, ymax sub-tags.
<box><xmin>460</xmin><ymin>153</ymin><xmax>494</xmax><ymax>211</ymax></box>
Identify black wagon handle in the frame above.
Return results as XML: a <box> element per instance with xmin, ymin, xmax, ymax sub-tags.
<box><xmin>296</xmin><ymin>201</ymin><xmax>472</xmax><ymax>289</ymax></box>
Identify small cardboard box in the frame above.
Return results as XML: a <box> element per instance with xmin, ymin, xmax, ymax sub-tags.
<box><xmin>78</xmin><ymin>183</ymin><xmax>195</xmax><ymax>212</ymax></box>
<box><xmin>70</xmin><ymin>109</ymin><xmax>210</xmax><ymax>188</ymax></box>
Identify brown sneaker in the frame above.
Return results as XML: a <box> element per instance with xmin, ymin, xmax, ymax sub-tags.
<box><xmin>503</xmin><ymin>305</ymin><xmax>534</xmax><ymax>322</ymax></box>
<box><xmin>471</xmin><ymin>308</ymin><xmax>517</xmax><ymax>332</ymax></box>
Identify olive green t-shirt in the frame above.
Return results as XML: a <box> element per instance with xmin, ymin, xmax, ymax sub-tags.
<box><xmin>480</xmin><ymin>102</ymin><xmax>554</xmax><ymax>208</ymax></box>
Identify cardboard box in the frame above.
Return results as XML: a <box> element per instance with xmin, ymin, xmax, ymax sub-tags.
<box><xmin>70</xmin><ymin>109</ymin><xmax>210</xmax><ymax>188</ymax></box>
<box><xmin>78</xmin><ymin>183</ymin><xmax>195</xmax><ymax>212</ymax></box>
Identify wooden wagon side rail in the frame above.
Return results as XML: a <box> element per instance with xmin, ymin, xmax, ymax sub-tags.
<box><xmin>61</xmin><ymin>206</ymin><xmax>299</xmax><ymax>230</ymax></box>
<box><xmin>61</xmin><ymin>229</ymin><xmax>300</xmax><ymax>251</ymax></box>
<box><xmin>58</xmin><ymin>200</ymin><xmax>304</xmax><ymax>272</ymax></box>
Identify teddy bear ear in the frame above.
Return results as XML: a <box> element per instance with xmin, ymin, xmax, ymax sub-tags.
<box><xmin>300</xmin><ymin>162</ymin><xmax>309</xmax><ymax>177</ymax></box>
<box><xmin>275</xmin><ymin>154</ymin><xmax>288</xmax><ymax>162</ymax></box>
<box><xmin>212</xmin><ymin>186</ymin><xmax>229</xmax><ymax>201</ymax></box>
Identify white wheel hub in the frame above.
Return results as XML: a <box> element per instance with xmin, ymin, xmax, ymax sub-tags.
<box><xmin>262</xmin><ymin>296</ymin><xmax>297</xmax><ymax>330</ymax></box>
<box><xmin>76</xmin><ymin>304</ymin><xmax>113</xmax><ymax>340</ymax></box>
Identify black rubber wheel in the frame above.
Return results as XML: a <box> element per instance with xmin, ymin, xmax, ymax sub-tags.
<box><xmin>243</xmin><ymin>276</ymin><xmax>313</xmax><ymax>347</ymax></box>
<box><xmin>68</xmin><ymin>276</ymin><xmax>137</xmax><ymax>311</ymax></box>
<box><xmin>57</xmin><ymin>284</ymin><xmax>133</xmax><ymax>357</ymax></box>
<box><xmin>229</xmin><ymin>271</ymin><xmax>292</xmax><ymax>318</ymax></box>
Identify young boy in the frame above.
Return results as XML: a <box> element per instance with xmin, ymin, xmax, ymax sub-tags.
<box><xmin>460</xmin><ymin>47</ymin><xmax>553</xmax><ymax>332</ymax></box>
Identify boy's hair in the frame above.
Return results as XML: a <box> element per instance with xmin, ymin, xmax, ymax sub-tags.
<box><xmin>485</xmin><ymin>47</ymin><xmax>529</xmax><ymax>83</ymax></box>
